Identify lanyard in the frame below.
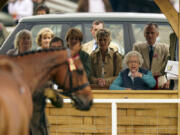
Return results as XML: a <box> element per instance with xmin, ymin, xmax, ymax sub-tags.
<box><xmin>101</xmin><ymin>62</ymin><xmax>105</xmax><ymax>78</ymax></box>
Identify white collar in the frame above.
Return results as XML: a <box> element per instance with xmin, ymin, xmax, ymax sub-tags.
<box><xmin>147</xmin><ymin>41</ymin><xmax>156</xmax><ymax>48</ymax></box>
<box><xmin>128</xmin><ymin>71</ymin><xmax>132</xmax><ymax>77</ymax></box>
<box><xmin>128</xmin><ymin>71</ymin><xmax>134</xmax><ymax>81</ymax></box>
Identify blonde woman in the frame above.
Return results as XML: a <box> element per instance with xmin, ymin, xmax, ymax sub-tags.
<box><xmin>7</xmin><ymin>29</ymin><xmax>32</xmax><ymax>55</ymax></box>
<box><xmin>36</xmin><ymin>27</ymin><xmax>54</xmax><ymax>49</ymax></box>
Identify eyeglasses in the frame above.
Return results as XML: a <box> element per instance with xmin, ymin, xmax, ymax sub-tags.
<box><xmin>128</xmin><ymin>61</ymin><xmax>139</xmax><ymax>64</ymax></box>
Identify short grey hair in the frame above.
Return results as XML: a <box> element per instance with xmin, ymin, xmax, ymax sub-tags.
<box><xmin>124</xmin><ymin>51</ymin><xmax>144</xmax><ymax>66</ymax></box>
<box><xmin>144</xmin><ymin>22</ymin><xmax>159</xmax><ymax>33</ymax></box>
<box><xmin>95</xmin><ymin>28</ymin><xmax>111</xmax><ymax>41</ymax></box>
<box><xmin>14</xmin><ymin>29</ymin><xmax>32</xmax><ymax>49</ymax></box>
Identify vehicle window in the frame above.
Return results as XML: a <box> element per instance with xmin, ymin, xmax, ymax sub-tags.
<box><xmin>132</xmin><ymin>23</ymin><xmax>173</xmax><ymax>45</ymax></box>
<box><xmin>72</xmin><ymin>24</ymin><xmax>82</xmax><ymax>31</ymax></box>
<box><xmin>84</xmin><ymin>23</ymin><xmax>93</xmax><ymax>43</ymax></box>
<box><xmin>106</xmin><ymin>23</ymin><xmax>125</xmax><ymax>55</ymax></box>
<box><xmin>30</xmin><ymin>24</ymin><xmax>69</xmax><ymax>49</ymax></box>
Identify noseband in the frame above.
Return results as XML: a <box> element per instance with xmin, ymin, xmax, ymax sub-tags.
<box><xmin>59</xmin><ymin>49</ymin><xmax>89</xmax><ymax>96</ymax></box>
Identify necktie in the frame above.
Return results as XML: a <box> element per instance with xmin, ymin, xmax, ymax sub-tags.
<box><xmin>149</xmin><ymin>46</ymin><xmax>153</xmax><ymax>67</ymax></box>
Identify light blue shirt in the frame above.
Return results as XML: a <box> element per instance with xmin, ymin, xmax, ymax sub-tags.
<box><xmin>109</xmin><ymin>70</ymin><xmax>156</xmax><ymax>90</ymax></box>
<box><xmin>92</xmin><ymin>40</ymin><xmax>98</xmax><ymax>51</ymax></box>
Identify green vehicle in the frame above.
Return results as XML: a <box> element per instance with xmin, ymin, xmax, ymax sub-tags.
<box><xmin>0</xmin><ymin>11</ymin><xmax>15</xmax><ymax>46</ymax></box>
<box><xmin>0</xmin><ymin>12</ymin><xmax>173</xmax><ymax>55</ymax></box>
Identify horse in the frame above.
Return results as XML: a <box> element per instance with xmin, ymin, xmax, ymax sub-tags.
<box><xmin>0</xmin><ymin>58</ymin><xmax>32</xmax><ymax>135</ymax></box>
<box><xmin>0</xmin><ymin>46</ymin><xmax>93</xmax><ymax>135</ymax></box>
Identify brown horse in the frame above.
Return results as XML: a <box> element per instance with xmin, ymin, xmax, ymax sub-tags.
<box><xmin>0</xmin><ymin>47</ymin><xmax>93</xmax><ymax>135</ymax></box>
<box><xmin>0</xmin><ymin>58</ymin><xmax>32</xmax><ymax>135</ymax></box>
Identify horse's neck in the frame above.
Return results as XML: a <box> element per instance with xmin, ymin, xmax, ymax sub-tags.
<box><xmin>13</xmin><ymin>50</ymin><xmax>68</xmax><ymax>93</ymax></box>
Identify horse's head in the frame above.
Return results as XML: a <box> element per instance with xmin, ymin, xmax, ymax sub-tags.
<box><xmin>54</xmin><ymin>47</ymin><xmax>93</xmax><ymax>110</ymax></box>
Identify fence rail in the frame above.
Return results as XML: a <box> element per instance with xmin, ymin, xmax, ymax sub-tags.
<box><xmin>60</xmin><ymin>98</ymin><xmax>179</xmax><ymax>135</ymax></box>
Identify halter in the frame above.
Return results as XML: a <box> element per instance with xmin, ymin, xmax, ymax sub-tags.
<box><xmin>59</xmin><ymin>49</ymin><xmax>89</xmax><ymax>96</ymax></box>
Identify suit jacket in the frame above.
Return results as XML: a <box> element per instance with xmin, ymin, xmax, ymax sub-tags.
<box><xmin>169</xmin><ymin>32</ymin><xmax>177</xmax><ymax>60</ymax></box>
<box><xmin>82</xmin><ymin>40</ymin><xmax>119</xmax><ymax>55</ymax></box>
<box><xmin>133</xmin><ymin>42</ymin><xmax>169</xmax><ymax>76</ymax></box>
<box><xmin>77</xmin><ymin>0</ymin><xmax>112</xmax><ymax>12</ymax></box>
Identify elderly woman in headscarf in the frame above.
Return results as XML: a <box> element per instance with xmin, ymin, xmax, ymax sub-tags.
<box><xmin>110</xmin><ymin>51</ymin><xmax>156</xmax><ymax>90</ymax></box>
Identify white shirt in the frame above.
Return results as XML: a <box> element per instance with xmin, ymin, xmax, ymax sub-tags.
<box><xmin>92</xmin><ymin>40</ymin><xmax>98</xmax><ymax>51</ymax></box>
<box><xmin>88</xmin><ymin>0</ymin><xmax>105</xmax><ymax>12</ymax></box>
<box><xmin>147</xmin><ymin>42</ymin><xmax>156</xmax><ymax>52</ymax></box>
<box><xmin>8</xmin><ymin>0</ymin><xmax>33</xmax><ymax>20</ymax></box>
<box><xmin>128</xmin><ymin>71</ymin><xmax>135</xmax><ymax>81</ymax></box>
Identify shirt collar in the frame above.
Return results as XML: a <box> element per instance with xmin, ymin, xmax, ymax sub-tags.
<box><xmin>128</xmin><ymin>71</ymin><xmax>132</xmax><ymax>77</ymax></box>
<box><xmin>95</xmin><ymin>47</ymin><xmax>114</xmax><ymax>57</ymax></box>
<box><xmin>147</xmin><ymin>41</ymin><xmax>156</xmax><ymax>48</ymax></box>
<box><xmin>128</xmin><ymin>71</ymin><xmax>134</xmax><ymax>81</ymax></box>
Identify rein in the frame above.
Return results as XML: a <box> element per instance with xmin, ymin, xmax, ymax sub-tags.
<box><xmin>60</xmin><ymin>66</ymin><xmax>89</xmax><ymax>96</ymax></box>
<box><xmin>59</xmin><ymin>49</ymin><xmax>89</xmax><ymax>96</ymax></box>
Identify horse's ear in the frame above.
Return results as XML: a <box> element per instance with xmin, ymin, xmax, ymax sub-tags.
<box><xmin>71</xmin><ymin>42</ymin><xmax>81</xmax><ymax>57</ymax></box>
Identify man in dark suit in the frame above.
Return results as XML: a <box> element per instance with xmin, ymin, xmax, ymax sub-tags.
<box><xmin>133</xmin><ymin>23</ymin><xmax>169</xmax><ymax>89</ymax></box>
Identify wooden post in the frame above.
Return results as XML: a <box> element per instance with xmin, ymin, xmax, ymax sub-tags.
<box><xmin>154</xmin><ymin>0</ymin><xmax>178</xmax><ymax>36</ymax></box>
<box><xmin>154</xmin><ymin>0</ymin><xmax>179</xmax><ymax>134</ymax></box>
<box><xmin>178</xmin><ymin>4</ymin><xmax>180</xmax><ymax>135</ymax></box>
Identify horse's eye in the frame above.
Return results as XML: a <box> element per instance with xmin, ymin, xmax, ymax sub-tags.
<box><xmin>76</xmin><ymin>69</ymin><xmax>83</xmax><ymax>75</ymax></box>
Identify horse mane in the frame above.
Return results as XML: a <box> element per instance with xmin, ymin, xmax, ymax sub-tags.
<box><xmin>10</xmin><ymin>47</ymin><xmax>67</xmax><ymax>57</ymax></box>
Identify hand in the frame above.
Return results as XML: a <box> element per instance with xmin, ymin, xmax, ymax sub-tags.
<box><xmin>74</xmin><ymin>42</ymin><xmax>81</xmax><ymax>52</ymax></box>
<box><xmin>97</xmin><ymin>78</ymin><xmax>106</xmax><ymax>87</ymax></box>
<box><xmin>131</xmin><ymin>72</ymin><xmax>142</xmax><ymax>78</ymax></box>
<box><xmin>157</xmin><ymin>75</ymin><xmax>168</xmax><ymax>89</ymax></box>
<box><xmin>71</xmin><ymin>42</ymin><xmax>81</xmax><ymax>55</ymax></box>
<box><xmin>153</xmin><ymin>72</ymin><xmax>160</xmax><ymax>76</ymax></box>
<box><xmin>164</xmin><ymin>80</ymin><xmax>170</xmax><ymax>89</ymax></box>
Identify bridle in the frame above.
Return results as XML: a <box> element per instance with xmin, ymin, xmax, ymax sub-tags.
<box><xmin>59</xmin><ymin>49</ymin><xmax>89</xmax><ymax>96</ymax></box>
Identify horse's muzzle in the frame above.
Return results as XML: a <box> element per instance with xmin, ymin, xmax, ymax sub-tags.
<box><xmin>78</xmin><ymin>99</ymin><xmax>93</xmax><ymax>111</ymax></box>
<box><xmin>71</xmin><ymin>95</ymin><xmax>93</xmax><ymax>111</ymax></box>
